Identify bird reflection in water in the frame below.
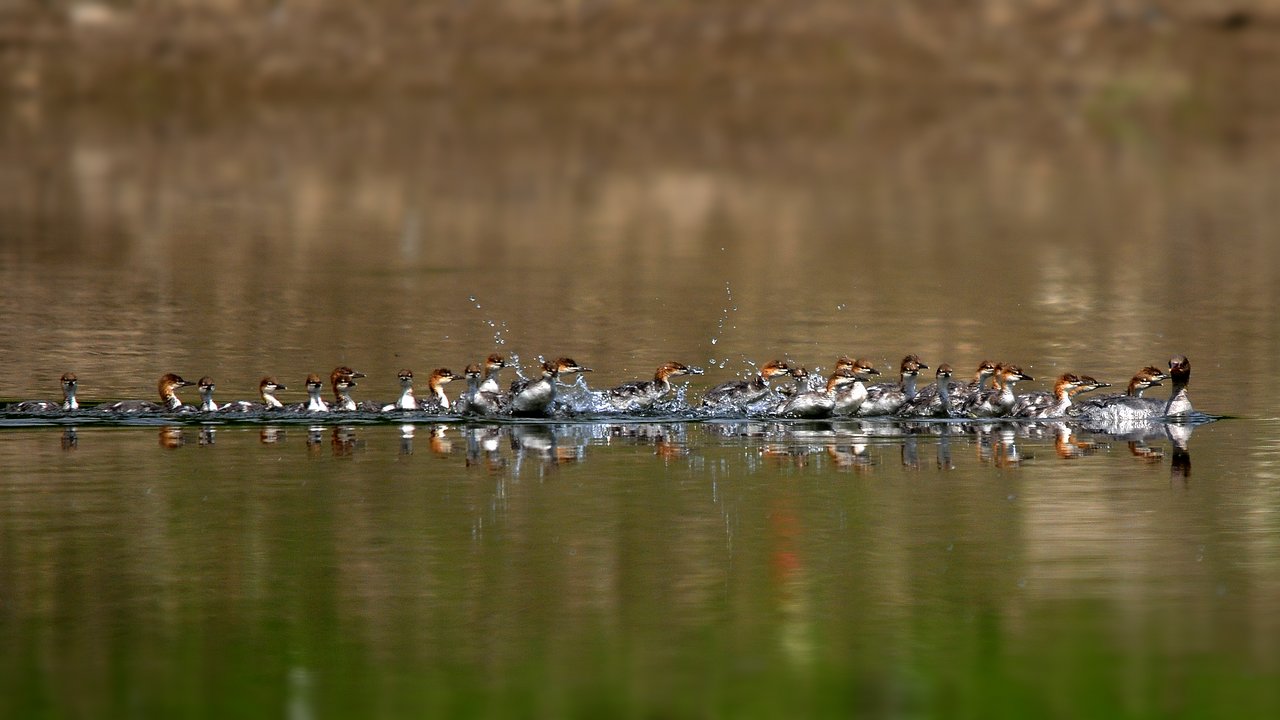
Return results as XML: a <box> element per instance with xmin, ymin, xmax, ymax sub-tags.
<box><xmin>43</xmin><ymin>418</ymin><xmax>1195</xmax><ymax>478</ymax></box>
<box><xmin>901</xmin><ymin>433</ymin><xmax>920</xmax><ymax>469</ymax></box>
<box><xmin>768</xmin><ymin>492</ymin><xmax>814</xmax><ymax>670</ymax></box>
<box><xmin>159</xmin><ymin>426</ymin><xmax>185</xmax><ymax>449</ymax></box>
<box><xmin>428</xmin><ymin>425</ymin><xmax>453</xmax><ymax>456</ymax></box>
<box><xmin>331</xmin><ymin>426</ymin><xmax>359</xmax><ymax>457</ymax></box>
<box><xmin>306</xmin><ymin>426</ymin><xmax>325</xmax><ymax>456</ymax></box>
<box><xmin>606</xmin><ymin>423</ymin><xmax>687</xmax><ymax>460</ymax></box>
<box><xmin>399</xmin><ymin>424</ymin><xmax>414</xmax><ymax>455</ymax></box>
<box><xmin>1048</xmin><ymin>423</ymin><xmax>1104</xmax><ymax>460</ymax></box>
<box><xmin>827</xmin><ymin>442</ymin><xmax>872</xmax><ymax>471</ymax></box>
<box><xmin>464</xmin><ymin>426</ymin><xmax>506</xmax><ymax>471</ymax></box>
<box><xmin>936</xmin><ymin>424</ymin><xmax>954</xmax><ymax>470</ymax></box>
<box><xmin>1168</xmin><ymin>423</ymin><xmax>1193</xmax><ymax>483</ymax></box>
<box><xmin>510</xmin><ymin>424</ymin><xmax>584</xmax><ymax>472</ymax></box>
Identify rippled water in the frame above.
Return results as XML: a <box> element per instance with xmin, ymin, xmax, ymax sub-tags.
<box><xmin>2</xmin><ymin>98</ymin><xmax>1279</xmax><ymax>717</ymax></box>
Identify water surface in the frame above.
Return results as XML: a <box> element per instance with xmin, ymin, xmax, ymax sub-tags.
<box><xmin>2</xmin><ymin>419</ymin><xmax>1279</xmax><ymax>717</ymax></box>
<box><xmin>2</xmin><ymin>98</ymin><xmax>1279</xmax><ymax>717</ymax></box>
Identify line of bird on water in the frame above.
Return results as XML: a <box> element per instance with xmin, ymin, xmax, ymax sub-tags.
<box><xmin>5</xmin><ymin>353</ymin><xmax>1195</xmax><ymax>423</ymax></box>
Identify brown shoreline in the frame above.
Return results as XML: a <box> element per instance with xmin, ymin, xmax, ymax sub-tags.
<box><xmin>3</xmin><ymin>0</ymin><xmax>1280</xmax><ymax>111</ymax></box>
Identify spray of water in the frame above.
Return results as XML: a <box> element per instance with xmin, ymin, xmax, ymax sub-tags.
<box><xmin>468</xmin><ymin>293</ymin><xmax>512</xmax><ymax>347</ymax></box>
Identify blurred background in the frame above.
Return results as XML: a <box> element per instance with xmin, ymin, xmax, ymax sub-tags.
<box><xmin>3</xmin><ymin>0</ymin><xmax>1279</xmax><ymax>102</ymax></box>
<box><xmin>2</xmin><ymin>0</ymin><xmax>1279</xmax><ymax>404</ymax></box>
<box><xmin>4</xmin><ymin>4</ymin><xmax>1280</xmax><ymax>719</ymax></box>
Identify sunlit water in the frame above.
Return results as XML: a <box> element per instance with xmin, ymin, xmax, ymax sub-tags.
<box><xmin>2</xmin><ymin>98</ymin><xmax>1280</xmax><ymax>717</ymax></box>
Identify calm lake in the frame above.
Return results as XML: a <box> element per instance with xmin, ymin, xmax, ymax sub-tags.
<box><xmin>2</xmin><ymin>97</ymin><xmax>1279</xmax><ymax>717</ymax></box>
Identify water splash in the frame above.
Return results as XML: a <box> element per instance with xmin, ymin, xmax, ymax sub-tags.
<box><xmin>708</xmin><ymin>282</ymin><xmax>738</xmax><ymax>350</ymax></box>
<box><xmin>467</xmin><ymin>293</ymin><xmax>510</xmax><ymax>346</ymax></box>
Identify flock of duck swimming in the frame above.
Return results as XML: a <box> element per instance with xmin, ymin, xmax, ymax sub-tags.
<box><xmin>3</xmin><ymin>353</ymin><xmax>1199</xmax><ymax>430</ymax></box>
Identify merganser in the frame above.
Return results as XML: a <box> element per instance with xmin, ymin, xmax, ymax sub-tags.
<box><xmin>1074</xmin><ymin>356</ymin><xmax>1193</xmax><ymax>424</ymax></box>
<box><xmin>479</xmin><ymin>353</ymin><xmax>508</xmax><ymax>395</ymax></box>
<box><xmin>101</xmin><ymin>373</ymin><xmax>196</xmax><ymax>413</ymax></box>
<box><xmin>509</xmin><ymin>357</ymin><xmax>592</xmax><ymax>417</ymax></box>
<box><xmin>961</xmin><ymin>363</ymin><xmax>1033</xmax><ymax>417</ymax></box>
<box><xmin>1073</xmin><ymin>375</ymin><xmax>1111</xmax><ymax>394</ymax></box>
<box><xmin>381</xmin><ymin>369</ymin><xmax>418</xmax><ymax>411</ymax></box>
<box><xmin>778</xmin><ymin>368</ymin><xmax>858</xmax><ymax>418</ymax></box>
<box><xmin>13</xmin><ymin>372</ymin><xmax>79</xmax><ymax>412</ymax></box>
<box><xmin>222</xmin><ymin>376</ymin><xmax>288</xmax><ymax>412</ymax></box>
<box><xmin>423</xmin><ymin>368</ymin><xmax>461</xmax><ymax>411</ymax></box>
<box><xmin>832</xmin><ymin>358</ymin><xmax>881</xmax><ymax>416</ymax></box>
<box><xmin>777</xmin><ymin>366</ymin><xmax>812</xmax><ymax>398</ymax></box>
<box><xmin>1162</xmin><ymin>356</ymin><xmax>1193</xmax><ymax>417</ymax></box>
<box><xmin>895</xmin><ymin>364</ymin><xmax>955</xmax><ymax>418</ymax></box>
<box><xmin>946</xmin><ymin>360</ymin><xmax>999</xmax><ymax>410</ymax></box>
<box><xmin>299</xmin><ymin>373</ymin><xmax>329</xmax><ymax>412</ymax></box>
<box><xmin>603</xmin><ymin>361</ymin><xmax>704</xmax><ymax>412</ymax></box>
<box><xmin>330</xmin><ymin>366</ymin><xmax>367</xmax><ymax>411</ymax></box>
<box><xmin>197</xmin><ymin>376</ymin><xmax>219</xmax><ymax>412</ymax></box>
<box><xmin>456</xmin><ymin>363</ymin><xmax>505</xmax><ymax>416</ymax></box>
<box><xmin>1011</xmin><ymin>373</ymin><xmax>1084</xmax><ymax>418</ymax></box>
<box><xmin>857</xmin><ymin>354</ymin><xmax>928</xmax><ymax>416</ymax></box>
<box><xmin>701</xmin><ymin>360</ymin><xmax>791</xmax><ymax>409</ymax></box>
<box><xmin>1070</xmin><ymin>375</ymin><xmax>1112</xmax><ymax>404</ymax></box>
<box><xmin>1069</xmin><ymin>366</ymin><xmax>1167</xmax><ymax>419</ymax></box>
<box><xmin>554</xmin><ymin>357</ymin><xmax>592</xmax><ymax>379</ymax></box>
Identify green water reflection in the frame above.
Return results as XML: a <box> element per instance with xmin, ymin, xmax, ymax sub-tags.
<box><xmin>2</xmin><ymin>421</ymin><xmax>1278</xmax><ymax>718</ymax></box>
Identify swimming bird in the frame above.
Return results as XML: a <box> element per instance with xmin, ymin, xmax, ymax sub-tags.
<box><xmin>13</xmin><ymin>372</ymin><xmax>79</xmax><ymax>412</ymax></box>
<box><xmin>479</xmin><ymin>354</ymin><xmax>509</xmax><ymax>395</ymax></box>
<box><xmin>423</xmin><ymin>368</ymin><xmax>461</xmax><ymax>412</ymax></box>
<box><xmin>778</xmin><ymin>368</ymin><xmax>859</xmax><ymax>419</ymax></box>
<box><xmin>330</xmin><ymin>366</ymin><xmax>368</xmax><ymax>411</ymax></box>
<box><xmin>100</xmin><ymin>373</ymin><xmax>196</xmax><ymax>413</ymax></box>
<box><xmin>1011</xmin><ymin>373</ymin><xmax>1084</xmax><ymax>418</ymax></box>
<box><xmin>509</xmin><ymin>357</ymin><xmax>592</xmax><ymax>417</ymax></box>
<box><xmin>602</xmin><ymin>361</ymin><xmax>703</xmax><ymax>412</ymax></box>
<box><xmin>221</xmin><ymin>376</ymin><xmax>288</xmax><ymax>412</ymax></box>
<box><xmin>1074</xmin><ymin>356</ymin><xmax>1193</xmax><ymax>425</ymax></box>
<box><xmin>858</xmin><ymin>354</ymin><xmax>928</xmax><ymax>416</ymax></box>
<box><xmin>1069</xmin><ymin>366</ymin><xmax>1167</xmax><ymax>421</ymax></box>
<box><xmin>961</xmin><ymin>363</ymin><xmax>1033</xmax><ymax>417</ymax></box>
<box><xmin>701</xmin><ymin>360</ymin><xmax>792</xmax><ymax>410</ymax></box>
<box><xmin>381</xmin><ymin>369</ymin><xmax>419</xmax><ymax>411</ymax></box>
<box><xmin>197</xmin><ymin>376</ymin><xmax>219</xmax><ymax>412</ymax></box>
<box><xmin>456</xmin><ymin>363</ymin><xmax>505</xmax><ymax>416</ymax></box>
<box><xmin>895</xmin><ymin>364</ymin><xmax>956</xmax><ymax>418</ymax></box>
<box><xmin>832</xmin><ymin>357</ymin><xmax>881</xmax><ymax>416</ymax></box>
